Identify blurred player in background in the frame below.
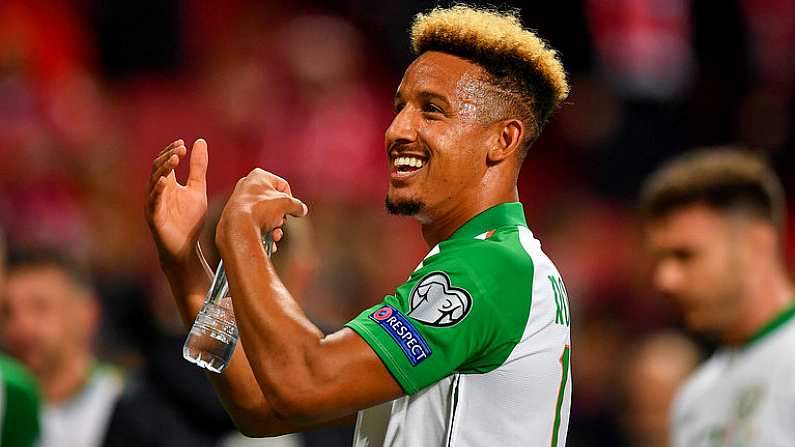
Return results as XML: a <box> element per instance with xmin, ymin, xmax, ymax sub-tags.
<box><xmin>0</xmin><ymin>249</ymin><xmax>124</xmax><ymax>447</ymax></box>
<box><xmin>0</xmin><ymin>231</ymin><xmax>41</xmax><ymax>447</ymax></box>
<box><xmin>146</xmin><ymin>5</ymin><xmax>572</xmax><ymax>446</ymax></box>
<box><xmin>641</xmin><ymin>149</ymin><xmax>795</xmax><ymax>446</ymax></box>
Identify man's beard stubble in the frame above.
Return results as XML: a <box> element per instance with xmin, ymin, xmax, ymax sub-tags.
<box><xmin>385</xmin><ymin>196</ymin><xmax>424</xmax><ymax>216</ymax></box>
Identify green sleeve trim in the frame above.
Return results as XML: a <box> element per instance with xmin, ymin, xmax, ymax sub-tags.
<box><xmin>345</xmin><ymin>319</ymin><xmax>419</xmax><ymax>394</ymax></box>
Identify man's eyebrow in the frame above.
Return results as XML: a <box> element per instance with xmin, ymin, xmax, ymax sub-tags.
<box><xmin>393</xmin><ymin>89</ymin><xmax>453</xmax><ymax>108</ymax></box>
<box><xmin>417</xmin><ymin>90</ymin><xmax>451</xmax><ymax>106</ymax></box>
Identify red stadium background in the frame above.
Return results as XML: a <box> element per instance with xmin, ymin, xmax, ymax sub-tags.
<box><xmin>0</xmin><ymin>0</ymin><xmax>792</xmax><ymax>445</ymax></box>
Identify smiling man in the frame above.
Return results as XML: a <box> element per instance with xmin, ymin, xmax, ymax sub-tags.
<box><xmin>145</xmin><ymin>5</ymin><xmax>571</xmax><ymax>446</ymax></box>
<box><xmin>641</xmin><ymin>149</ymin><xmax>795</xmax><ymax>446</ymax></box>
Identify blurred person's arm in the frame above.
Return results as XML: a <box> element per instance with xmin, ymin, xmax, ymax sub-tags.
<box><xmin>145</xmin><ymin>140</ymin><xmax>358</xmax><ymax>436</ymax></box>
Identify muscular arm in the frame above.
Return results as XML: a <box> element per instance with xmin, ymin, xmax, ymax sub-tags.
<box><xmin>164</xmin><ymin>243</ymin><xmax>364</xmax><ymax>436</ymax></box>
<box><xmin>216</xmin><ymin>203</ymin><xmax>404</xmax><ymax>430</ymax></box>
<box><xmin>159</xmin><ymin>243</ymin><xmax>272</xmax><ymax>434</ymax></box>
<box><xmin>147</xmin><ymin>140</ymin><xmax>363</xmax><ymax>436</ymax></box>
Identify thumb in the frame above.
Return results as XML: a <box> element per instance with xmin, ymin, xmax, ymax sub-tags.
<box><xmin>187</xmin><ymin>138</ymin><xmax>208</xmax><ymax>190</ymax></box>
<box><xmin>286</xmin><ymin>197</ymin><xmax>309</xmax><ymax>218</ymax></box>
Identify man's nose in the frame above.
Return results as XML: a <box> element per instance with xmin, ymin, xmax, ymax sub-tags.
<box><xmin>385</xmin><ymin>106</ymin><xmax>417</xmax><ymax>148</ymax></box>
<box><xmin>653</xmin><ymin>260</ymin><xmax>683</xmax><ymax>295</ymax></box>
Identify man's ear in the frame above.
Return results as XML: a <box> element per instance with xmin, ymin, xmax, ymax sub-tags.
<box><xmin>743</xmin><ymin>219</ymin><xmax>778</xmax><ymax>260</ymax></box>
<box><xmin>487</xmin><ymin>119</ymin><xmax>524</xmax><ymax>163</ymax></box>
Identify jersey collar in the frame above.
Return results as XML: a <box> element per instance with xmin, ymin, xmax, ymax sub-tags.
<box><xmin>744</xmin><ymin>300</ymin><xmax>795</xmax><ymax>348</ymax></box>
<box><xmin>449</xmin><ymin>202</ymin><xmax>527</xmax><ymax>241</ymax></box>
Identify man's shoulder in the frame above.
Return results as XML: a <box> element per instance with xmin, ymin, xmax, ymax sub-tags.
<box><xmin>673</xmin><ymin>326</ymin><xmax>795</xmax><ymax>410</ymax></box>
<box><xmin>433</xmin><ymin>224</ymin><xmax>536</xmax><ymax>271</ymax></box>
<box><xmin>396</xmin><ymin>225</ymin><xmax>537</xmax><ymax>319</ymax></box>
<box><xmin>671</xmin><ymin>351</ymin><xmax>726</xmax><ymax>418</ymax></box>
<box><xmin>0</xmin><ymin>354</ymin><xmax>38</xmax><ymax>396</ymax></box>
<box><xmin>678</xmin><ymin>352</ymin><xmax>725</xmax><ymax>397</ymax></box>
<box><xmin>760</xmin><ymin>311</ymin><xmax>795</xmax><ymax>350</ymax></box>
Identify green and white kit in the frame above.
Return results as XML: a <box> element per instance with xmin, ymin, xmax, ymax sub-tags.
<box><xmin>40</xmin><ymin>364</ymin><xmax>124</xmax><ymax>447</ymax></box>
<box><xmin>346</xmin><ymin>203</ymin><xmax>572</xmax><ymax>446</ymax></box>
<box><xmin>671</xmin><ymin>305</ymin><xmax>795</xmax><ymax>447</ymax></box>
<box><xmin>0</xmin><ymin>354</ymin><xmax>40</xmax><ymax>447</ymax></box>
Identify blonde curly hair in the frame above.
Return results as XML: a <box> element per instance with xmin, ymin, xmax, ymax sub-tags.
<box><xmin>410</xmin><ymin>4</ymin><xmax>569</xmax><ymax>149</ymax></box>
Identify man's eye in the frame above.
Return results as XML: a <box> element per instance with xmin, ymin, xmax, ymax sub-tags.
<box><xmin>424</xmin><ymin>103</ymin><xmax>443</xmax><ymax>114</ymax></box>
<box><xmin>393</xmin><ymin>103</ymin><xmax>404</xmax><ymax>114</ymax></box>
<box><xmin>672</xmin><ymin>249</ymin><xmax>694</xmax><ymax>262</ymax></box>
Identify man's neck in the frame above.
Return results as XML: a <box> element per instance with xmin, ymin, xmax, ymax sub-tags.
<box><xmin>724</xmin><ymin>268</ymin><xmax>795</xmax><ymax>345</ymax></box>
<box><xmin>420</xmin><ymin>187</ymin><xmax>519</xmax><ymax>247</ymax></box>
<box><xmin>41</xmin><ymin>351</ymin><xmax>93</xmax><ymax>404</ymax></box>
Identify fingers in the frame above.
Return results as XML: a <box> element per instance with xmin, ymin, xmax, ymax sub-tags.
<box><xmin>245</xmin><ymin>168</ymin><xmax>292</xmax><ymax>196</ymax></box>
<box><xmin>149</xmin><ymin>140</ymin><xmax>186</xmax><ymax>189</ymax></box>
<box><xmin>150</xmin><ymin>153</ymin><xmax>179</xmax><ymax>186</ymax></box>
<box><xmin>266</xmin><ymin>228</ymin><xmax>282</xmax><ymax>256</ymax></box>
<box><xmin>146</xmin><ymin>139</ymin><xmax>185</xmax><ymax>216</ymax></box>
<box><xmin>147</xmin><ymin>173</ymin><xmax>169</xmax><ymax>200</ymax></box>
<box><xmin>258</xmin><ymin>196</ymin><xmax>306</xmax><ymax>219</ymax></box>
<box><xmin>154</xmin><ymin>139</ymin><xmax>183</xmax><ymax>164</ymax></box>
<box><xmin>271</xmin><ymin>174</ymin><xmax>292</xmax><ymax>196</ymax></box>
<box><xmin>145</xmin><ymin>176</ymin><xmax>169</xmax><ymax>215</ymax></box>
<box><xmin>224</xmin><ymin>171</ymin><xmax>307</xmax><ymax>238</ymax></box>
<box><xmin>152</xmin><ymin>140</ymin><xmax>186</xmax><ymax>174</ymax></box>
<box><xmin>283</xmin><ymin>196</ymin><xmax>309</xmax><ymax>218</ymax></box>
<box><xmin>187</xmin><ymin>138</ymin><xmax>208</xmax><ymax>191</ymax></box>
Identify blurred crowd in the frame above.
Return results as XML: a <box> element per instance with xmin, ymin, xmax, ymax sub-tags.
<box><xmin>0</xmin><ymin>0</ymin><xmax>793</xmax><ymax>446</ymax></box>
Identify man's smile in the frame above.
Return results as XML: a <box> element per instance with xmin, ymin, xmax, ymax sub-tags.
<box><xmin>390</xmin><ymin>153</ymin><xmax>429</xmax><ymax>182</ymax></box>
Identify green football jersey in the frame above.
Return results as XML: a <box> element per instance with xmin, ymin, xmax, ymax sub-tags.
<box><xmin>0</xmin><ymin>354</ymin><xmax>40</xmax><ymax>447</ymax></box>
<box><xmin>346</xmin><ymin>202</ymin><xmax>572</xmax><ymax>446</ymax></box>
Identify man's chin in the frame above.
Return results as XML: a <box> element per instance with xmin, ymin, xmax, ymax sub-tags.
<box><xmin>385</xmin><ymin>196</ymin><xmax>424</xmax><ymax>216</ymax></box>
<box><xmin>683</xmin><ymin>314</ymin><xmax>722</xmax><ymax>340</ymax></box>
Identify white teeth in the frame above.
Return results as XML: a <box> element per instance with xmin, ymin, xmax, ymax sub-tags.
<box><xmin>394</xmin><ymin>157</ymin><xmax>425</xmax><ymax>168</ymax></box>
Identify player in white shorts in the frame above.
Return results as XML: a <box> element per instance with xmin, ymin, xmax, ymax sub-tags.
<box><xmin>641</xmin><ymin>148</ymin><xmax>795</xmax><ymax>446</ymax></box>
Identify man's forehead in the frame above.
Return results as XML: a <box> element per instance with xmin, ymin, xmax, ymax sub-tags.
<box><xmin>6</xmin><ymin>266</ymin><xmax>76</xmax><ymax>293</ymax></box>
<box><xmin>647</xmin><ymin>204</ymin><xmax>731</xmax><ymax>243</ymax></box>
<box><xmin>397</xmin><ymin>51</ymin><xmax>486</xmax><ymax>96</ymax></box>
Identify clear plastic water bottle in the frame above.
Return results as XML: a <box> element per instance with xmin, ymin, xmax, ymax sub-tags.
<box><xmin>183</xmin><ymin>233</ymin><xmax>273</xmax><ymax>373</ymax></box>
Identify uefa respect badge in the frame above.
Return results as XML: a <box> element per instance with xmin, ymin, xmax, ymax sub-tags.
<box><xmin>370</xmin><ymin>305</ymin><xmax>432</xmax><ymax>366</ymax></box>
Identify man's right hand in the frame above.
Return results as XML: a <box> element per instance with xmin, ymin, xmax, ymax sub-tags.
<box><xmin>145</xmin><ymin>138</ymin><xmax>208</xmax><ymax>265</ymax></box>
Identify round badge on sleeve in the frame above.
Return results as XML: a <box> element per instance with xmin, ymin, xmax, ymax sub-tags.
<box><xmin>407</xmin><ymin>272</ymin><xmax>472</xmax><ymax>327</ymax></box>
